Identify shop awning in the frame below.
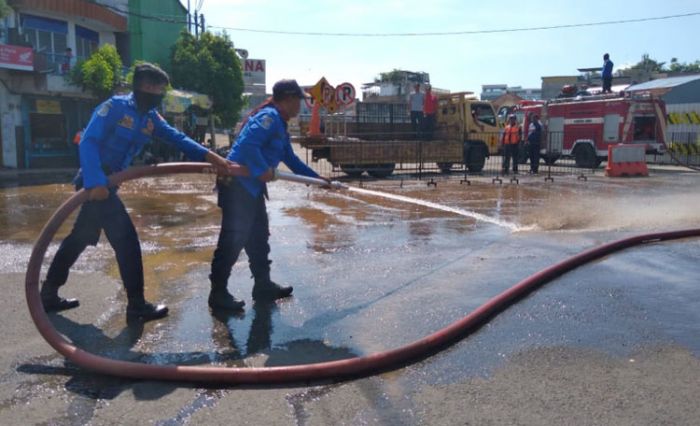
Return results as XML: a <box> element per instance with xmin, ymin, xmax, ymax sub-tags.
<box><xmin>164</xmin><ymin>89</ymin><xmax>212</xmax><ymax>114</ymax></box>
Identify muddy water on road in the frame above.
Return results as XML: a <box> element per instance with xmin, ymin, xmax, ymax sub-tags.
<box><xmin>2</xmin><ymin>172</ymin><xmax>699</xmax><ymax>371</ymax></box>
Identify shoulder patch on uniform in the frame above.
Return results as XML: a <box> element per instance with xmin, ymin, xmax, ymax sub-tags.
<box><xmin>260</xmin><ymin>114</ymin><xmax>274</xmax><ymax>130</ymax></box>
<box><xmin>96</xmin><ymin>101</ymin><xmax>111</xmax><ymax>117</ymax></box>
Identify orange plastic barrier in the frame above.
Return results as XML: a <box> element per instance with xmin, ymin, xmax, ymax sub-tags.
<box><xmin>605</xmin><ymin>144</ymin><xmax>648</xmax><ymax>177</ymax></box>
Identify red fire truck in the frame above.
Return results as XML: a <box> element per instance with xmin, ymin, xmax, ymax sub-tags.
<box><xmin>520</xmin><ymin>94</ymin><xmax>667</xmax><ymax>168</ymax></box>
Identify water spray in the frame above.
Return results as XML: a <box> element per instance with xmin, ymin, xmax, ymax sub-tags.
<box><xmin>25</xmin><ymin>162</ymin><xmax>699</xmax><ymax>384</ymax></box>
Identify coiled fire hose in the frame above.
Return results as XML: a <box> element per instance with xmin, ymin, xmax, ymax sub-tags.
<box><xmin>25</xmin><ymin>163</ymin><xmax>700</xmax><ymax>383</ymax></box>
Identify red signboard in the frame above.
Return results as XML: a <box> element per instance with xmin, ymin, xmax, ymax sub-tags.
<box><xmin>0</xmin><ymin>44</ymin><xmax>34</xmax><ymax>71</ymax></box>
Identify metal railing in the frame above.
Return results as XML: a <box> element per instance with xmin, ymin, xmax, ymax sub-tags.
<box><xmin>32</xmin><ymin>51</ymin><xmax>79</xmax><ymax>75</ymax></box>
<box><xmin>298</xmin><ymin>131</ymin><xmax>601</xmax><ymax>184</ymax></box>
<box><xmin>647</xmin><ymin>132</ymin><xmax>700</xmax><ymax>169</ymax></box>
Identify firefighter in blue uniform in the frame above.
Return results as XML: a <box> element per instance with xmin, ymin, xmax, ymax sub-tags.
<box><xmin>41</xmin><ymin>63</ymin><xmax>237</xmax><ymax>322</ymax></box>
<box><xmin>208</xmin><ymin>79</ymin><xmax>329</xmax><ymax>312</ymax></box>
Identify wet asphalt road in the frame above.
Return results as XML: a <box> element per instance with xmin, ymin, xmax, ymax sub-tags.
<box><xmin>1</xmin><ymin>165</ymin><xmax>699</xmax><ymax>425</ymax></box>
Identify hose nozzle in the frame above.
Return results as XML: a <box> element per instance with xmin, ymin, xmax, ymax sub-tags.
<box><xmin>274</xmin><ymin>170</ymin><xmax>347</xmax><ymax>190</ymax></box>
<box><xmin>328</xmin><ymin>180</ymin><xmax>348</xmax><ymax>190</ymax></box>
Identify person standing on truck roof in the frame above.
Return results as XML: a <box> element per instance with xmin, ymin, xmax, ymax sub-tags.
<box><xmin>423</xmin><ymin>84</ymin><xmax>438</xmax><ymax>140</ymax></box>
<box><xmin>40</xmin><ymin>63</ymin><xmax>237</xmax><ymax>322</ymax></box>
<box><xmin>501</xmin><ymin>114</ymin><xmax>522</xmax><ymax>175</ymax></box>
<box><xmin>527</xmin><ymin>113</ymin><xmax>543</xmax><ymax>174</ymax></box>
<box><xmin>602</xmin><ymin>53</ymin><xmax>614</xmax><ymax>94</ymax></box>
<box><xmin>408</xmin><ymin>84</ymin><xmax>424</xmax><ymax>138</ymax></box>
<box><xmin>207</xmin><ymin>79</ymin><xmax>331</xmax><ymax>313</ymax></box>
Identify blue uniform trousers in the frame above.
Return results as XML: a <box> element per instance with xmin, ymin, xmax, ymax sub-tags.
<box><xmin>209</xmin><ymin>178</ymin><xmax>271</xmax><ymax>287</ymax></box>
<box><xmin>45</xmin><ymin>190</ymin><xmax>144</xmax><ymax>301</ymax></box>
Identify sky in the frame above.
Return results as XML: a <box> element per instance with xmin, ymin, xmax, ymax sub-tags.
<box><xmin>194</xmin><ymin>0</ymin><xmax>700</xmax><ymax>95</ymax></box>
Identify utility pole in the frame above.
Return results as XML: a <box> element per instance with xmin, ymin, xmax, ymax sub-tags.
<box><xmin>200</xmin><ymin>13</ymin><xmax>205</xmax><ymax>35</ymax></box>
<box><xmin>187</xmin><ymin>0</ymin><xmax>191</xmax><ymax>34</ymax></box>
<box><xmin>194</xmin><ymin>12</ymin><xmax>199</xmax><ymax>38</ymax></box>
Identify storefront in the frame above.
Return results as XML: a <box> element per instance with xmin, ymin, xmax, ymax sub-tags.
<box><xmin>21</xmin><ymin>96</ymin><xmax>95</xmax><ymax>168</ymax></box>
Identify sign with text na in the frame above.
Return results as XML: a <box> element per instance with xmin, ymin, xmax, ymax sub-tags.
<box><xmin>243</xmin><ymin>59</ymin><xmax>266</xmax><ymax>86</ymax></box>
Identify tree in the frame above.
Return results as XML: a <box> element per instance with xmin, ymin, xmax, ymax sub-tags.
<box><xmin>376</xmin><ymin>69</ymin><xmax>404</xmax><ymax>84</ymax></box>
<box><xmin>0</xmin><ymin>0</ymin><xmax>11</xmax><ymax>18</ymax></box>
<box><xmin>668</xmin><ymin>57</ymin><xmax>700</xmax><ymax>73</ymax></box>
<box><xmin>170</xmin><ymin>31</ymin><xmax>244</xmax><ymax>128</ymax></box>
<box><xmin>69</xmin><ymin>44</ymin><xmax>123</xmax><ymax>99</ymax></box>
<box><xmin>629</xmin><ymin>53</ymin><xmax>665</xmax><ymax>73</ymax></box>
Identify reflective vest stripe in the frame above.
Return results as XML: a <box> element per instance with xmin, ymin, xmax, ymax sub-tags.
<box><xmin>503</xmin><ymin>125</ymin><xmax>520</xmax><ymax>144</ymax></box>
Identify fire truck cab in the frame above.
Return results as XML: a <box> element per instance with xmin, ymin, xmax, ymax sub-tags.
<box><xmin>521</xmin><ymin>94</ymin><xmax>666</xmax><ymax>168</ymax></box>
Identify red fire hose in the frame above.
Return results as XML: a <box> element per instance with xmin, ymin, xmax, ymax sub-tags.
<box><xmin>25</xmin><ymin>163</ymin><xmax>700</xmax><ymax>383</ymax></box>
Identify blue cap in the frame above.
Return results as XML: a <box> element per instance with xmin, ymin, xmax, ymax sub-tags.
<box><xmin>272</xmin><ymin>79</ymin><xmax>307</xmax><ymax>99</ymax></box>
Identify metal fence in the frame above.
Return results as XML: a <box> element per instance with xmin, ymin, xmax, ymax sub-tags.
<box><xmin>298</xmin><ymin>131</ymin><xmax>600</xmax><ymax>184</ymax></box>
<box><xmin>647</xmin><ymin>132</ymin><xmax>700</xmax><ymax>169</ymax></box>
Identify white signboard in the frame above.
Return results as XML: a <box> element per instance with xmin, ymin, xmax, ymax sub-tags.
<box><xmin>243</xmin><ymin>59</ymin><xmax>266</xmax><ymax>86</ymax></box>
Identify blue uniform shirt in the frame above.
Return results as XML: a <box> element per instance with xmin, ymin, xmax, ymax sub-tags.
<box><xmin>227</xmin><ymin>104</ymin><xmax>318</xmax><ymax>197</ymax></box>
<box><xmin>78</xmin><ymin>93</ymin><xmax>210</xmax><ymax>189</ymax></box>
<box><xmin>602</xmin><ymin>59</ymin><xmax>614</xmax><ymax>78</ymax></box>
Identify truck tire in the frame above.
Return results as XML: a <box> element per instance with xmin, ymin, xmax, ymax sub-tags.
<box><xmin>340</xmin><ymin>164</ymin><xmax>365</xmax><ymax>178</ymax></box>
<box><xmin>437</xmin><ymin>162</ymin><xmax>453</xmax><ymax>173</ymax></box>
<box><xmin>574</xmin><ymin>144</ymin><xmax>598</xmax><ymax>169</ymax></box>
<box><xmin>367</xmin><ymin>163</ymin><xmax>395</xmax><ymax>178</ymax></box>
<box><xmin>465</xmin><ymin>146</ymin><xmax>486</xmax><ymax>172</ymax></box>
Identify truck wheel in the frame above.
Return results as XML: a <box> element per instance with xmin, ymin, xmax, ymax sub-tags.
<box><xmin>340</xmin><ymin>164</ymin><xmax>365</xmax><ymax>178</ymax></box>
<box><xmin>367</xmin><ymin>163</ymin><xmax>395</xmax><ymax>178</ymax></box>
<box><xmin>437</xmin><ymin>162</ymin><xmax>453</xmax><ymax>173</ymax></box>
<box><xmin>574</xmin><ymin>144</ymin><xmax>598</xmax><ymax>169</ymax></box>
<box><xmin>466</xmin><ymin>147</ymin><xmax>486</xmax><ymax>172</ymax></box>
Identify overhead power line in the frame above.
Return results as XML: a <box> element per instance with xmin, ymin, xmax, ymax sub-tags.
<box><xmin>207</xmin><ymin>11</ymin><xmax>700</xmax><ymax>37</ymax></box>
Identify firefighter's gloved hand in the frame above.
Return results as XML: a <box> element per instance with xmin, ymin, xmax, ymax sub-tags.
<box><xmin>259</xmin><ymin>168</ymin><xmax>275</xmax><ymax>183</ymax></box>
<box><xmin>88</xmin><ymin>186</ymin><xmax>109</xmax><ymax>201</ymax></box>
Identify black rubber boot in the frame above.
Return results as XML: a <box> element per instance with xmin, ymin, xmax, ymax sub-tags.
<box><xmin>40</xmin><ymin>281</ymin><xmax>79</xmax><ymax>312</ymax></box>
<box><xmin>208</xmin><ymin>283</ymin><xmax>245</xmax><ymax>312</ymax></box>
<box><xmin>252</xmin><ymin>279</ymin><xmax>293</xmax><ymax>302</ymax></box>
<box><xmin>126</xmin><ymin>300</ymin><xmax>169</xmax><ymax>322</ymax></box>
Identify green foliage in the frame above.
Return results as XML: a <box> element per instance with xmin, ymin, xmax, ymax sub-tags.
<box><xmin>0</xmin><ymin>0</ymin><xmax>11</xmax><ymax>18</ymax></box>
<box><xmin>376</xmin><ymin>69</ymin><xmax>404</xmax><ymax>84</ymax></box>
<box><xmin>70</xmin><ymin>44</ymin><xmax>123</xmax><ymax>99</ymax></box>
<box><xmin>629</xmin><ymin>53</ymin><xmax>665</xmax><ymax>73</ymax></box>
<box><xmin>668</xmin><ymin>57</ymin><xmax>700</xmax><ymax>73</ymax></box>
<box><xmin>618</xmin><ymin>54</ymin><xmax>700</xmax><ymax>78</ymax></box>
<box><xmin>170</xmin><ymin>31</ymin><xmax>244</xmax><ymax>127</ymax></box>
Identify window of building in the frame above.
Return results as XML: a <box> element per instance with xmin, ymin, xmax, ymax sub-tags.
<box><xmin>75</xmin><ymin>25</ymin><xmax>99</xmax><ymax>60</ymax></box>
<box><xmin>20</xmin><ymin>14</ymin><xmax>68</xmax><ymax>71</ymax></box>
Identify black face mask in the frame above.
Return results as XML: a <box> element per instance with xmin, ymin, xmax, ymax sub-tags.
<box><xmin>134</xmin><ymin>90</ymin><xmax>164</xmax><ymax>112</ymax></box>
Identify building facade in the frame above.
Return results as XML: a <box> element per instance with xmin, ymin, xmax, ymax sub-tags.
<box><xmin>128</xmin><ymin>0</ymin><xmax>187</xmax><ymax>70</ymax></box>
<box><xmin>481</xmin><ymin>84</ymin><xmax>541</xmax><ymax>101</ymax></box>
<box><xmin>0</xmin><ymin>0</ymin><xmax>192</xmax><ymax>169</ymax></box>
<box><xmin>0</xmin><ymin>0</ymin><xmax>127</xmax><ymax>168</ymax></box>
